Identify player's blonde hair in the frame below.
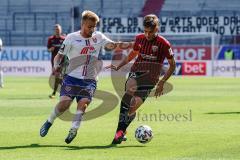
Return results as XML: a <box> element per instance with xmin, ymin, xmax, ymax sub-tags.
<box><xmin>81</xmin><ymin>10</ymin><xmax>99</xmax><ymax>23</ymax></box>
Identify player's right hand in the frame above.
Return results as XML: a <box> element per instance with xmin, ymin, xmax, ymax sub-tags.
<box><xmin>49</xmin><ymin>47</ymin><xmax>55</xmax><ymax>52</ymax></box>
<box><xmin>154</xmin><ymin>81</ymin><xmax>164</xmax><ymax>98</ymax></box>
<box><xmin>104</xmin><ymin>64</ymin><xmax>119</xmax><ymax>71</ymax></box>
<box><xmin>52</xmin><ymin>67</ymin><xmax>61</xmax><ymax>76</ymax></box>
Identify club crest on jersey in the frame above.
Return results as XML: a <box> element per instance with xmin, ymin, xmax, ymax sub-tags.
<box><xmin>152</xmin><ymin>46</ymin><xmax>158</xmax><ymax>52</ymax></box>
<box><xmin>92</xmin><ymin>37</ymin><xmax>97</xmax><ymax>43</ymax></box>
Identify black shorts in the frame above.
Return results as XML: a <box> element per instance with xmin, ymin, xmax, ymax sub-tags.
<box><xmin>126</xmin><ymin>72</ymin><xmax>156</xmax><ymax>102</ymax></box>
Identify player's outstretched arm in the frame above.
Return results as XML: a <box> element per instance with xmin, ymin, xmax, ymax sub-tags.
<box><xmin>104</xmin><ymin>42</ymin><xmax>117</xmax><ymax>51</ymax></box>
<box><xmin>105</xmin><ymin>50</ymin><xmax>139</xmax><ymax>71</ymax></box>
<box><xmin>104</xmin><ymin>41</ymin><xmax>133</xmax><ymax>51</ymax></box>
<box><xmin>117</xmin><ymin>41</ymin><xmax>133</xmax><ymax>50</ymax></box>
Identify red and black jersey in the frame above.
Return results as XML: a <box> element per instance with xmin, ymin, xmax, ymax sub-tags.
<box><xmin>131</xmin><ymin>34</ymin><xmax>174</xmax><ymax>83</ymax></box>
<box><xmin>47</xmin><ymin>35</ymin><xmax>65</xmax><ymax>66</ymax></box>
<box><xmin>47</xmin><ymin>35</ymin><xmax>65</xmax><ymax>56</ymax></box>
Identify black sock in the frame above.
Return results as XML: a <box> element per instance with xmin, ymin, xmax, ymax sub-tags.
<box><xmin>116</xmin><ymin>93</ymin><xmax>133</xmax><ymax>132</ymax></box>
<box><xmin>122</xmin><ymin>112</ymin><xmax>136</xmax><ymax>132</ymax></box>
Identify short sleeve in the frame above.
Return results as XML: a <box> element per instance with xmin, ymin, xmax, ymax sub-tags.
<box><xmin>58</xmin><ymin>34</ymin><xmax>71</xmax><ymax>55</ymax></box>
<box><xmin>133</xmin><ymin>36</ymin><xmax>141</xmax><ymax>51</ymax></box>
<box><xmin>0</xmin><ymin>38</ymin><xmax>2</xmax><ymax>47</ymax></box>
<box><xmin>163</xmin><ymin>41</ymin><xmax>174</xmax><ymax>59</ymax></box>
<box><xmin>100</xmin><ymin>32</ymin><xmax>114</xmax><ymax>46</ymax></box>
<box><xmin>47</xmin><ymin>37</ymin><xmax>52</xmax><ymax>49</ymax></box>
<box><xmin>0</xmin><ymin>38</ymin><xmax>2</xmax><ymax>51</ymax></box>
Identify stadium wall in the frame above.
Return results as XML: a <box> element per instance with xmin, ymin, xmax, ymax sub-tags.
<box><xmin>0</xmin><ymin>46</ymin><xmax>240</xmax><ymax>77</ymax></box>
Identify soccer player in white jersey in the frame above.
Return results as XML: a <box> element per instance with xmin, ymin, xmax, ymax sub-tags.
<box><xmin>40</xmin><ymin>10</ymin><xmax>126</xmax><ymax>144</ymax></box>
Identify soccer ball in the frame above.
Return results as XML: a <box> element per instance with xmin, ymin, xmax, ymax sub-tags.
<box><xmin>135</xmin><ymin>125</ymin><xmax>153</xmax><ymax>143</ymax></box>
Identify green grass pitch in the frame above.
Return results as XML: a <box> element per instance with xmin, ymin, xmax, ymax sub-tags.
<box><xmin>0</xmin><ymin>76</ymin><xmax>240</xmax><ymax>160</ymax></box>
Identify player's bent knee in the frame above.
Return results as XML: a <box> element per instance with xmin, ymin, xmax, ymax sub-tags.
<box><xmin>126</xmin><ymin>89</ymin><xmax>134</xmax><ymax>95</ymax></box>
<box><xmin>78</xmin><ymin>98</ymin><xmax>91</xmax><ymax>105</ymax></box>
<box><xmin>125</xmin><ymin>78</ymin><xmax>137</xmax><ymax>95</ymax></box>
<box><xmin>134</xmin><ymin>96</ymin><xmax>143</xmax><ymax>105</ymax></box>
<box><xmin>77</xmin><ymin>98</ymin><xmax>90</xmax><ymax>111</ymax></box>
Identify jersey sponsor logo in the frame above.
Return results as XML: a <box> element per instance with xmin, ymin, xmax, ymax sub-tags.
<box><xmin>52</xmin><ymin>44</ymin><xmax>62</xmax><ymax>47</ymax></box>
<box><xmin>75</xmin><ymin>40</ymin><xmax>82</xmax><ymax>42</ymax></box>
<box><xmin>182</xmin><ymin>62</ymin><xmax>206</xmax><ymax>75</ymax></box>
<box><xmin>80</xmin><ymin>46</ymin><xmax>97</xmax><ymax>55</ymax></box>
<box><xmin>140</xmin><ymin>53</ymin><xmax>157</xmax><ymax>60</ymax></box>
<box><xmin>152</xmin><ymin>46</ymin><xmax>158</xmax><ymax>52</ymax></box>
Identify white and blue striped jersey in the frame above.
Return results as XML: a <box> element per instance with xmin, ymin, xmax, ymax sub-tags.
<box><xmin>58</xmin><ymin>31</ymin><xmax>113</xmax><ymax>80</ymax></box>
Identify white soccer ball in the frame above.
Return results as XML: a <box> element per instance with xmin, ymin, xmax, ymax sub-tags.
<box><xmin>135</xmin><ymin>125</ymin><xmax>153</xmax><ymax>143</ymax></box>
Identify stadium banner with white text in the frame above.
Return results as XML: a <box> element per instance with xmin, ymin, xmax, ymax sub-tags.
<box><xmin>164</xmin><ymin>61</ymin><xmax>211</xmax><ymax>76</ymax></box>
<box><xmin>0</xmin><ymin>61</ymin><xmax>52</xmax><ymax>76</ymax></box>
<box><xmin>182</xmin><ymin>61</ymin><xmax>207</xmax><ymax>76</ymax></box>
<box><xmin>100</xmin><ymin>16</ymin><xmax>240</xmax><ymax>35</ymax></box>
<box><xmin>1</xmin><ymin>46</ymin><xmax>240</xmax><ymax>77</ymax></box>
<box><xmin>108</xmin><ymin>45</ymin><xmax>214</xmax><ymax>60</ymax></box>
<box><xmin>0</xmin><ymin>46</ymin><xmax>51</xmax><ymax>76</ymax></box>
<box><xmin>173</xmin><ymin>46</ymin><xmax>212</xmax><ymax>60</ymax></box>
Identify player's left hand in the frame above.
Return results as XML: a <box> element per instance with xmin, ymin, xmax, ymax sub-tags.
<box><xmin>155</xmin><ymin>81</ymin><xmax>164</xmax><ymax>98</ymax></box>
<box><xmin>49</xmin><ymin>46</ymin><xmax>55</xmax><ymax>52</ymax></box>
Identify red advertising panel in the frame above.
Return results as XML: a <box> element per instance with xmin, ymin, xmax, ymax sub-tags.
<box><xmin>172</xmin><ymin>46</ymin><xmax>211</xmax><ymax>60</ymax></box>
<box><xmin>182</xmin><ymin>62</ymin><xmax>207</xmax><ymax>75</ymax></box>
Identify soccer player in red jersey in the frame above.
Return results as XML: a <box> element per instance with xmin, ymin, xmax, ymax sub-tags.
<box><xmin>106</xmin><ymin>14</ymin><xmax>176</xmax><ymax>144</ymax></box>
<box><xmin>47</xmin><ymin>24</ymin><xmax>65</xmax><ymax>98</ymax></box>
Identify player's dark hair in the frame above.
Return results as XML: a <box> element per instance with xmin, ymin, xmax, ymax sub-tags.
<box><xmin>143</xmin><ymin>14</ymin><xmax>159</xmax><ymax>29</ymax></box>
